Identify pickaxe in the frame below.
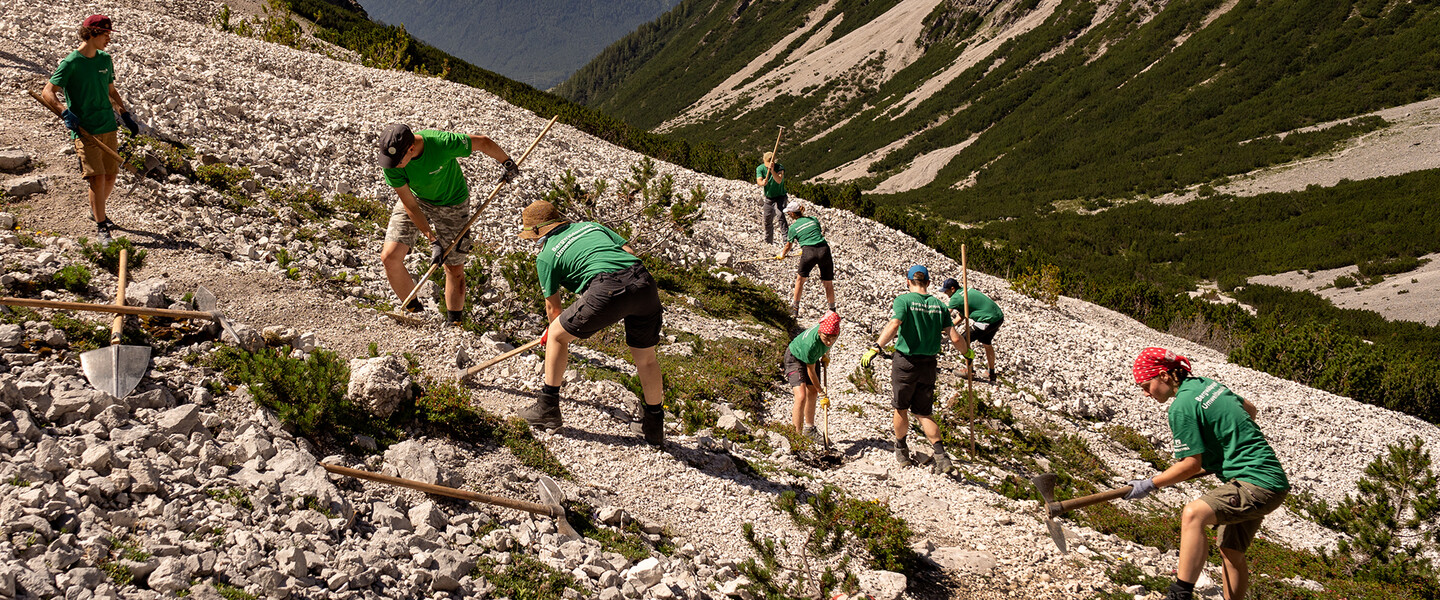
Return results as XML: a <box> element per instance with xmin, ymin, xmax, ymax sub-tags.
<box><xmin>1031</xmin><ymin>471</ymin><xmax>1209</xmax><ymax>553</ymax></box>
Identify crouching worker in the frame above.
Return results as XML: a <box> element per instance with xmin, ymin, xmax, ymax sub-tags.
<box><xmin>784</xmin><ymin>311</ymin><xmax>840</xmax><ymax>440</ymax></box>
<box><xmin>516</xmin><ymin>201</ymin><xmax>666</xmax><ymax>446</ymax></box>
<box><xmin>1126</xmin><ymin>348</ymin><xmax>1289</xmax><ymax>600</ymax></box>
<box><xmin>376</xmin><ymin>123</ymin><xmax>518</xmax><ymax>324</ymax></box>
<box><xmin>940</xmin><ymin>278</ymin><xmax>1004</xmax><ymax>383</ymax></box>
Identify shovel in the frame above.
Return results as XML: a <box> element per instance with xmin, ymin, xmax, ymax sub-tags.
<box><xmin>79</xmin><ymin>249</ymin><xmax>149</xmax><ymax>399</ymax></box>
<box><xmin>456</xmin><ymin>336</ymin><xmax>543</xmax><ymax>381</ymax></box>
<box><xmin>320</xmin><ymin>462</ymin><xmax>579</xmax><ymax>539</ymax></box>
<box><xmin>386</xmin><ymin>116</ymin><xmax>559</xmax><ymax>326</ymax></box>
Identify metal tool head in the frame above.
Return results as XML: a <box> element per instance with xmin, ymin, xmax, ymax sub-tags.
<box><xmin>536</xmin><ymin>475</ymin><xmax>581</xmax><ymax>539</ymax></box>
<box><xmin>194</xmin><ymin>285</ymin><xmax>218</xmax><ymax>312</ymax></box>
<box><xmin>384</xmin><ymin>310</ymin><xmax>427</xmax><ymax>326</ymax></box>
<box><xmin>80</xmin><ymin>344</ymin><xmax>150</xmax><ymax>399</ymax></box>
<box><xmin>1031</xmin><ymin>473</ymin><xmax>1068</xmax><ymax>553</ymax></box>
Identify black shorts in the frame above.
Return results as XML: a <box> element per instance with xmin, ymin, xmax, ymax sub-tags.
<box><xmin>782</xmin><ymin>349</ymin><xmax>816</xmax><ymax>387</ymax></box>
<box><xmin>797</xmin><ymin>243</ymin><xmax>834</xmax><ymax>281</ymax></box>
<box><xmin>967</xmin><ymin>319</ymin><xmax>1003</xmax><ymax>346</ymax></box>
<box><xmin>558</xmin><ymin>263</ymin><xmax>663</xmax><ymax>349</ymax></box>
<box><xmin>892</xmin><ymin>353</ymin><xmax>938</xmax><ymax>416</ymax></box>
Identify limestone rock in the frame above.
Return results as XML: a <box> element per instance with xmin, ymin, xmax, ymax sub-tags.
<box><xmin>346</xmin><ymin>355</ymin><xmax>413</xmax><ymax>418</ymax></box>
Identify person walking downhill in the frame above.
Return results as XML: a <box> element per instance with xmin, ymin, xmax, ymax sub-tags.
<box><xmin>515</xmin><ymin>201</ymin><xmax>667</xmax><ymax>446</ymax></box>
<box><xmin>376</xmin><ymin>123</ymin><xmax>518</xmax><ymax>325</ymax></box>
<box><xmin>756</xmin><ymin>151</ymin><xmax>788</xmax><ymax>245</ymax></box>
<box><xmin>1125</xmin><ymin>348</ymin><xmax>1290</xmax><ymax>600</ymax></box>
<box><xmin>862</xmin><ymin>266</ymin><xmax>968</xmax><ymax>474</ymax></box>
<box><xmin>775</xmin><ymin>201</ymin><xmax>836</xmax><ymax>317</ymax></box>
<box><xmin>940</xmin><ymin>278</ymin><xmax>1004</xmax><ymax>384</ymax></box>
<box><xmin>41</xmin><ymin>15</ymin><xmax>141</xmax><ymax>246</ymax></box>
<box><xmin>784</xmin><ymin>311</ymin><xmax>841</xmax><ymax>441</ymax></box>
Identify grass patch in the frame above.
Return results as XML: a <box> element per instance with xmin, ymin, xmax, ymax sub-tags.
<box><xmin>205</xmin><ymin>487</ymin><xmax>253</xmax><ymax>510</ymax></box>
<box><xmin>1105</xmin><ymin>424</ymin><xmax>1172</xmax><ymax>471</ymax></box>
<box><xmin>413</xmin><ymin>379</ymin><xmax>570</xmax><ymax>479</ymax></box>
<box><xmin>646</xmin><ymin>256</ymin><xmax>794</xmax><ymax>331</ymax></box>
<box><xmin>472</xmin><ymin>553</ymin><xmax>583</xmax><ymax>599</ymax></box>
<box><xmin>80</xmin><ymin>237</ymin><xmax>147</xmax><ymax>274</ymax></box>
<box><xmin>194</xmin><ymin>162</ymin><xmax>253</xmax><ymax>195</ymax></box>
<box><xmin>49</xmin><ymin>312</ymin><xmax>110</xmax><ymax>353</ymax></box>
<box><xmin>564</xmin><ymin>501</ymin><xmax>660</xmax><ymax>562</ymax></box>
<box><xmin>213</xmin><ymin>583</ymin><xmax>256</xmax><ymax>600</ymax></box>
<box><xmin>334</xmin><ymin>192</ymin><xmax>389</xmax><ymax>230</ymax></box>
<box><xmin>99</xmin><ymin>561</ymin><xmax>133</xmax><ymax>586</ymax></box>
<box><xmin>266</xmin><ymin>185</ymin><xmax>335</xmax><ymax>221</ymax></box>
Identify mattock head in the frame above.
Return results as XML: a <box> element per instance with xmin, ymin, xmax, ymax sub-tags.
<box><xmin>1031</xmin><ymin>473</ymin><xmax>1068</xmax><ymax>553</ymax></box>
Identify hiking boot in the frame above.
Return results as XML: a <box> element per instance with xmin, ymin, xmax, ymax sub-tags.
<box><xmin>517</xmin><ymin>390</ymin><xmax>562</xmax><ymax>430</ymax></box>
<box><xmin>933</xmin><ymin>451</ymin><xmax>954</xmax><ymax>475</ymax></box>
<box><xmin>640</xmin><ymin>403</ymin><xmax>665</xmax><ymax>446</ymax></box>
<box><xmin>1164</xmin><ymin>584</ymin><xmax>1194</xmax><ymax>600</ymax></box>
<box><xmin>95</xmin><ymin>219</ymin><xmax>113</xmax><ymax>246</ymax></box>
<box><xmin>803</xmin><ymin>425</ymin><xmax>822</xmax><ymax>442</ymax></box>
<box><xmin>895</xmin><ymin>441</ymin><xmax>912</xmax><ymax>466</ymax></box>
<box><xmin>402</xmin><ymin>298</ymin><xmax>424</xmax><ymax>313</ymax></box>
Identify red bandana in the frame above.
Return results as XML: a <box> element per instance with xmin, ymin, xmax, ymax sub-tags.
<box><xmin>818</xmin><ymin>311</ymin><xmax>841</xmax><ymax>335</ymax></box>
<box><xmin>1132</xmin><ymin>347</ymin><xmax>1191</xmax><ymax>384</ymax></box>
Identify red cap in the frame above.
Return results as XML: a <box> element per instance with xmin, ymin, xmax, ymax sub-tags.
<box><xmin>82</xmin><ymin>15</ymin><xmax>114</xmax><ymax>31</ymax></box>
<box><xmin>818</xmin><ymin>311</ymin><xmax>841</xmax><ymax>335</ymax></box>
<box><xmin>1132</xmin><ymin>347</ymin><xmax>1191</xmax><ymax>384</ymax></box>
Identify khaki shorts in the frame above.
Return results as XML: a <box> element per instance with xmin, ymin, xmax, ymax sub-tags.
<box><xmin>383</xmin><ymin>200</ymin><xmax>472</xmax><ymax>266</ymax></box>
<box><xmin>75</xmin><ymin>131</ymin><xmax>120</xmax><ymax>178</ymax></box>
<box><xmin>1199</xmin><ymin>480</ymin><xmax>1288</xmax><ymax>552</ymax></box>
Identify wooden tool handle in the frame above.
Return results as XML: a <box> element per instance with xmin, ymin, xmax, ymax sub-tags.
<box><xmin>110</xmin><ymin>249</ymin><xmax>129</xmax><ymax>345</ymax></box>
<box><xmin>458</xmin><ymin>337</ymin><xmax>544</xmax><ymax>380</ymax></box>
<box><xmin>1051</xmin><ymin>486</ymin><xmax>1133</xmax><ymax>516</ymax></box>
<box><xmin>320</xmin><ymin>463</ymin><xmax>561</xmax><ymax>519</ymax></box>
<box><xmin>27</xmin><ymin>89</ymin><xmax>125</xmax><ymax>164</ymax></box>
<box><xmin>0</xmin><ymin>297</ymin><xmax>216</xmax><ymax>320</ymax></box>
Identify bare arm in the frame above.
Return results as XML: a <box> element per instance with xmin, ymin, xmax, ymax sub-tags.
<box><xmin>1151</xmin><ymin>454</ymin><xmax>1205</xmax><ymax>488</ymax></box>
<box><xmin>875</xmin><ymin>318</ymin><xmax>902</xmax><ymax>349</ymax></box>
<box><xmin>778</xmin><ymin>240</ymin><xmax>793</xmax><ymax>258</ymax></box>
<box><xmin>107</xmin><ymin>83</ymin><xmax>127</xmax><ymax>113</ymax></box>
<box><xmin>392</xmin><ymin>186</ymin><xmax>435</xmax><ymax>242</ymax></box>
<box><xmin>807</xmin><ymin>362</ymin><xmax>822</xmax><ymax>394</ymax></box>
<box><xmin>544</xmin><ymin>293</ymin><xmax>564</xmax><ymax>322</ymax></box>
<box><xmin>469</xmin><ymin>134</ymin><xmax>510</xmax><ymax>163</ymax></box>
<box><xmin>621</xmin><ymin>245</ymin><xmax>636</xmax><ymax>255</ymax></box>
<box><xmin>40</xmin><ymin>82</ymin><xmax>65</xmax><ymax>114</ymax></box>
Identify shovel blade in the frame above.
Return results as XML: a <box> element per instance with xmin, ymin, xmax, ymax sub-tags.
<box><xmin>536</xmin><ymin>475</ymin><xmax>581</xmax><ymax>539</ymax></box>
<box><xmin>80</xmin><ymin>344</ymin><xmax>151</xmax><ymax>399</ymax></box>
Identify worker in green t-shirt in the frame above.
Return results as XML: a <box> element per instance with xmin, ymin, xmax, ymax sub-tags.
<box><xmin>40</xmin><ymin>15</ymin><xmax>142</xmax><ymax>245</ymax></box>
<box><xmin>861</xmin><ymin>266</ymin><xmax>968</xmax><ymax>473</ymax></box>
<box><xmin>755</xmin><ymin>152</ymin><xmax>788</xmax><ymax>245</ymax></box>
<box><xmin>515</xmin><ymin>200</ymin><xmax>667</xmax><ymax>446</ymax></box>
<box><xmin>784</xmin><ymin>311</ymin><xmax>841</xmax><ymax>440</ymax></box>
<box><xmin>776</xmin><ymin>202</ymin><xmax>836</xmax><ymax>317</ymax></box>
<box><xmin>376</xmin><ymin>123</ymin><xmax>519</xmax><ymax>324</ymax></box>
<box><xmin>940</xmin><ymin>279</ymin><xmax>1004</xmax><ymax>384</ymax></box>
<box><xmin>1126</xmin><ymin>348</ymin><xmax>1290</xmax><ymax>600</ymax></box>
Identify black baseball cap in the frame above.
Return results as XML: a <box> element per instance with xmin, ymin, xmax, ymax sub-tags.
<box><xmin>377</xmin><ymin>124</ymin><xmax>414</xmax><ymax>168</ymax></box>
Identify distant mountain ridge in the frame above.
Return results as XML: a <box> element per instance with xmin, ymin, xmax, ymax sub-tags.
<box><xmin>355</xmin><ymin>0</ymin><xmax>681</xmax><ymax>89</ymax></box>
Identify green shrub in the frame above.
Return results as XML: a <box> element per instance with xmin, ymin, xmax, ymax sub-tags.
<box><xmin>415</xmin><ymin>379</ymin><xmax>570</xmax><ymax>479</ymax></box>
<box><xmin>334</xmin><ymin>192</ymin><xmax>389</xmax><ymax>230</ymax></box>
<box><xmin>213</xmin><ymin>583</ymin><xmax>256</xmax><ymax>600</ymax></box>
<box><xmin>50</xmin><ymin>264</ymin><xmax>91</xmax><ymax>294</ymax></box>
<box><xmin>1012</xmin><ymin>264</ymin><xmax>1062</xmax><ymax>306</ymax></box>
<box><xmin>50</xmin><ymin>313</ymin><xmax>109</xmax><ymax>353</ymax></box>
<box><xmin>472</xmin><ymin>553</ymin><xmax>582</xmax><ymax>599</ymax></box>
<box><xmin>81</xmin><ymin>237</ymin><xmax>146</xmax><ymax>274</ymax></box>
<box><xmin>1334</xmin><ymin>274</ymin><xmax>1358</xmax><ymax>289</ymax></box>
<box><xmin>1357</xmin><ymin>256</ymin><xmax>1429</xmax><ymax>279</ymax></box>
<box><xmin>209</xmin><ymin>346</ymin><xmax>354</xmax><ymax>438</ymax></box>
<box><xmin>564</xmin><ymin>501</ymin><xmax>660</xmax><ymax>562</ymax></box>
<box><xmin>266</xmin><ymin>185</ymin><xmax>334</xmax><ymax>220</ymax></box>
<box><xmin>194</xmin><ymin>162</ymin><xmax>253</xmax><ymax>195</ymax></box>
<box><xmin>1105</xmin><ymin>424</ymin><xmax>1172</xmax><ymax>471</ymax></box>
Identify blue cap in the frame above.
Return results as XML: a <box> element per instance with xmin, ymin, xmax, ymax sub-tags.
<box><xmin>906</xmin><ymin>265</ymin><xmax>929</xmax><ymax>282</ymax></box>
<box><xmin>941</xmin><ymin>278</ymin><xmax>959</xmax><ymax>292</ymax></box>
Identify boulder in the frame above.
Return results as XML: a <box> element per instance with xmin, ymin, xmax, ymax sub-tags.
<box><xmin>431</xmin><ymin>549</ymin><xmax>474</xmax><ymax>592</ymax></box>
<box><xmin>346</xmin><ymin>355</ymin><xmax>412</xmax><ymax>418</ymax></box>
<box><xmin>0</xmin><ymin>324</ymin><xmax>20</xmax><ymax>348</ymax></box>
<box><xmin>858</xmin><ymin>570</ymin><xmax>907</xmax><ymax>600</ymax></box>
<box><xmin>125</xmin><ymin>278</ymin><xmax>168</xmax><ymax>309</ymax></box>
<box><xmin>930</xmin><ymin>548</ymin><xmax>996</xmax><ymax>574</ymax></box>
<box><xmin>146</xmin><ymin>557</ymin><xmax>193</xmax><ymax>593</ymax></box>
<box><xmin>382</xmin><ymin>440</ymin><xmax>453</xmax><ymax>485</ymax></box>
<box><xmin>3</xmin><ymin>176</ymin><xmax>45</xmax><ymax>198</ymax></box>
<box><xmin>155</xmin><ymin>403</ymin><xmax>201</xmax><ymax>434</ymax></box>
<box><xmin>0</xmin><ymin>151</ymin><xmax>28</xmax><ymax>171</ymax></box>
<box><xmin>370</xmin><ymin>501</ymin><xmax>411</xmax><ymax>531</ymax></box>
<box><xmin>408</xmin><ymin>500</ymin><xmax>447</xmax><ymax>530</ymax></box>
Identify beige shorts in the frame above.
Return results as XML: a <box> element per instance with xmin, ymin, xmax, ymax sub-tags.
<box><xmin>75</xmin><ymin>131</ymin><xmax>120</xmax><ymax>178</ymax></box>
<box><xmin>1199</xmin><ymin>480</ymin><xmax>1288</xmax><ymax>552</ymax></box>
<box><xmin>383</xmin><ymin>200</ymin><xmax>472</xmax><ymax>266</ymax></box>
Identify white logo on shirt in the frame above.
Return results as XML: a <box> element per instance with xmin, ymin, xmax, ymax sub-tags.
<box><xmin>428</xmin><ymin>166</ymin><xmax>444</xmax><ymax>175</ymax></box>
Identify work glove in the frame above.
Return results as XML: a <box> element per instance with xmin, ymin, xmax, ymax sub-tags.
<box><xmin>821</xmin><ymin>354</ymin><xmax>830</xmax><ymax>367</ymax></box>
<box><xmin>540</xmin><ymin>328</ymin><xmax>549</xmax><ymax>346</ymax></box>
<box><xmin>61</xmin><ymin>109</ymin><xmax>80</xmax><ymax>132</ymax></box>
<box><xmin>499</xmin><ymin>158</ymin><xmax>520</xmax><ymax>184</ymax></box>
<box><xmin>120</xmin><ymin>112</ymin><xmax>140</xmax><ymax>135</ymax></box>
<box><xmin>861</xmin><ymin>347</ymin><xmax>879</xmax><ymax>369</ymax></box>
<box><xmin>774</xmin><ymin>254</ymin><xmax>785</xmax><ymax>260</ymax></box>
<box><xmin>819</xmin><ymin>394</ymin><xmax>830</xmax><ymax>409</ymax></box>
<box><xmin>429</xmin><ymin>239</ymin><xmax>446</xmax><ymax>266</ymax></box>
<box><xmin>1124</xmin><ymin>478</ymin><xmax>1156</xmax><ymax>501</ymax></box>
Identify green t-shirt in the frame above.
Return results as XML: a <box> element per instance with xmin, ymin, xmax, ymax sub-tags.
<box><xmin>948</xmin><ymin>288</ymin><xmax>1003</xmax><ymax>324</ymax></box>
<box><xmin>786</xmin><ymin>216</ymin><xmax>826</xmax><ymax>247</ymax></box>
<box><xmin>49</xmin><ymin>50</ymin><xmax>118</xmax><ymax>139</ymax></box>
<box><xmin>757</xmin><ymin>163</ymin><xmax>786</xmax><ymax>199</ymax></box>
<box><xmin>891</xmin><ymin>292</ymin><xmax>952</xmax><ymax>357</ymax></box>
<box><xmin>788</xmin><ymin>325</ymin><xmax>831</xmax><ymax>365</ymax></box>
<box><xmin>535</xmin><ymin>222</ymin><xmax>640</xmax><ymax>297</ymax></box>
<box><xmin>381</xmin><ymin>130</ymin><xmax>472</xmax><ymax>206</ymax></box>
<box><xmin>1167</xmin><ymin>376</ymin><xmax>1289</xmax><ymax>492</ymax></box>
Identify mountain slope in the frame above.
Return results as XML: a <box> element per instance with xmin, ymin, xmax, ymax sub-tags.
<box><xmin>353</xmin><ymin>0</ymin><xmax>681</xmax><ymax>89</ymax></box>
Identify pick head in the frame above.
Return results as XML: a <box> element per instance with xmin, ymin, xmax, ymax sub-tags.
<box><xmin>537</xmin><ymin>475</ymin><xmax>581</xmax><ymax>539</ymax></box>
<box><xmin>1031</xmin><ymin>473</ymin><xmax>1058</xmax><ymax>504</ymax></box>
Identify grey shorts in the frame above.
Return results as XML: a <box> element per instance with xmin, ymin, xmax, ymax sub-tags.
<box><xmin>783</xmin><ymin>349</ymin><xmax>816</xmax><ymax>387</ymax></box>
<box><xmin>892</xmin><ymin>353</ymin><xmax>938</xmax><ymax>416</ymax></box>
<box><xmin>383</xmin><ymin>200</ymin><xmax>472</xmax><ymax>266</ymax></box>
<box><xmin>558</xmin><ymin>263</ymin><xmax>663</xmax><ymax>349</ymax></box>
<box><xmin>1200</xmin><ymin>480</ymin><xmax>1289</xmax><ymax>552</ymax></box>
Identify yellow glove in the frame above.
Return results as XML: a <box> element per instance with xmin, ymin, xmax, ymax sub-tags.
<box><xmin>861</xmin><ymin>348</ymin><xmax>878</xmax><ymax>368</ymax></box>
<box><xmin>821</xmin><ymin>354</ymin><xmax>831</xmax><ymax>367</ymax></box>
<box><xmin>819</xmin><ymin>394</ymin><xmax>830</xmax><ymax>408</ymax></box>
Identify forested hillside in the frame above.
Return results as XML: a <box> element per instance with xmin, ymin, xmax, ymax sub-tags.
<box><xmin>355</xmin><ymin>0</ymin><xmax>679</xmax><ymax>89</ymax></box>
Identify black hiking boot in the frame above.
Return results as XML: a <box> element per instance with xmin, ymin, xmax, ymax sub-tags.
<box><xmin>640</xmin><ymin>403</ymin><xmax>665</xmax><ymax>446</ymax></box>
<box><xmin>517</xmin><ymin>390</ymin><xmax>562</xmax><ymax>431</ymax></box>
<box><xmin>933</xmin><ymin>450</ymin><xmax>954</xmax><ymax>475</ymax></box>
<box><xmin>894</xmin><ymin>439</ymin><xmax>911</xmax><ymax>466</ymax></box>
<box><xmin>1165</xmin><ymin>582</ymin><xmax>1194</xmax><ymax>600</ymax></box>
